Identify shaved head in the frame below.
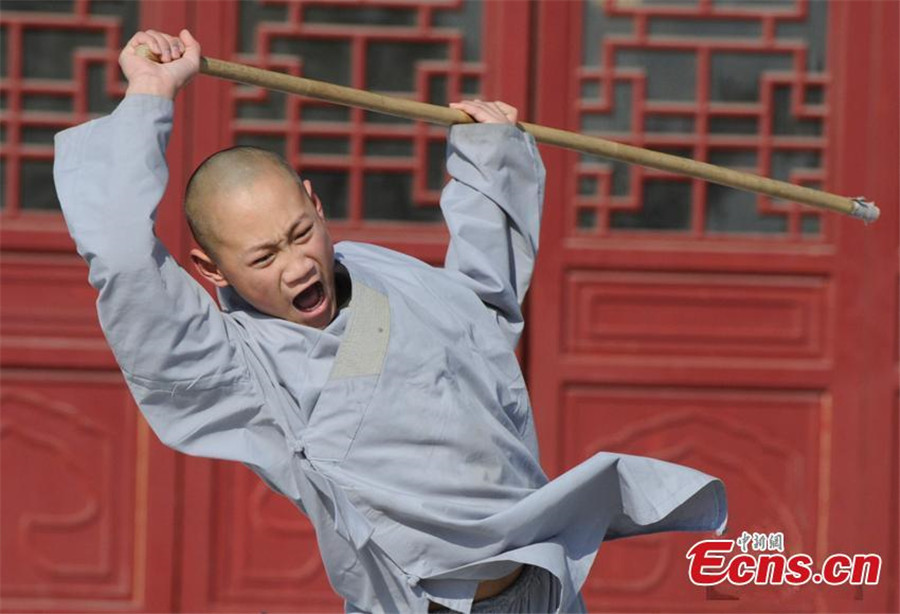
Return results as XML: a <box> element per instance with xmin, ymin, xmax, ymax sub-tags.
<box><xmin>184</xmin><ymin>146</ymin><xmax>301</xmax><ymax>258</ymax></box>
<box><xmin>184</xmin><ymin>145</ymin><xmax>336</xmax><ymax>328</ymax></box>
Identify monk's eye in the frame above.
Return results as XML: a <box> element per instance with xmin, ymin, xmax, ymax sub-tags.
<box><xmin>252</xmin><ymin>253</ymin><xmax>274</xmax><ymax>266</ymax></box>
<box><xmin>293</xmin><ymin>226</ymin><xmax>313</xmax><ymax>242</ymax></box>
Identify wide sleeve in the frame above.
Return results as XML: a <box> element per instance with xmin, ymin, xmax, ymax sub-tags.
<box><xmin>53</xmin><ymin>95</ymin><xmax>271</xmax><ymax>462</ymax></box>
<box><xmin>440</xmin><ymin>123</ymin><xmax>546</xmax><ymax>347</ymax></box>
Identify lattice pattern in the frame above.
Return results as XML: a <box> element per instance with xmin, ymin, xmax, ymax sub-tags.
<box><xmin>227</xmin><ymin>0</ymin><xmax>484</xmax><ymax>223</ymax></box>
<box><xmin>0</xmin><ymin>0</ymin><xmax>136</xmax><ymax>216</ymax></box>
<box><xmin>574</xmin><ymin>0</ymin><xmax>829</xmax><ymax>240</ymax></box>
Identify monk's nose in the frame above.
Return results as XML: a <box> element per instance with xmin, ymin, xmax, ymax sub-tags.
<box><xmin>283</xmin><ymin>247</ymin><xmax>315</xmax><ymax>286</ymax></box>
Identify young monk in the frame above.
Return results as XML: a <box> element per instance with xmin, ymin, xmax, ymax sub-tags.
<box><xmin>54</xmin><ymin>29</ymin><xmax>727</xmax><ymax>614</ymax></box>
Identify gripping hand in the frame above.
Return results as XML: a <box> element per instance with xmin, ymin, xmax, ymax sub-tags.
<box><xmin>120</xmin><ymin>29</ymin><xmax>201</xmax><ymax>99</ymax></box>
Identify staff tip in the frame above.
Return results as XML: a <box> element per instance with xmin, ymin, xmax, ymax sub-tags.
<box><xmin>850</xmin><ymin>197</ymin><xmax>879</xmax><ymax>225</ymax></box>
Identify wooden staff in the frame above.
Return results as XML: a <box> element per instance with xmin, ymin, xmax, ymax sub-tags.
<box><xmin>137</xmin><ymin>46</ymin><xmax>880</xmax><ymax>224</ymax></box>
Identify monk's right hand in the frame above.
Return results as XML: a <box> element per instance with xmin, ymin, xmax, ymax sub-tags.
<box><xmin>120</xmin><ymin>29</ymin><xmax>200</xmax><ymax>99</ymax></box>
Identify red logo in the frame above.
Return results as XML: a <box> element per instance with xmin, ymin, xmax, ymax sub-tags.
<box><xmin>686</xmin><ymin>532</ymin><xmax>881</xmax><ymax>586</ymax></box>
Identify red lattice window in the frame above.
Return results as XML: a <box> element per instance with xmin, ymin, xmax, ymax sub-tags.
<box><xmin>573</xmin><ymin>0</ymin><xmax>830</xmax><ymax>241</ymax></box>
<box><xmin>0</xmin><ymin>0</ymin><xmax>136</xmax><ymax>218</ymax></box>
<box><xmin>212</xmin><ymin>0</ymin><xmax>485</xmax><ymax>227</ymax></box>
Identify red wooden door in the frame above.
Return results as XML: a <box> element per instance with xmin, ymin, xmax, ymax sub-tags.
<box><xmin>1</xmin><ymin>1</ymin><xmax>191</xmax><ymax>612</ymax></box>
<box><xmin>530</xmin><ymin>0</ymin><xmax>898</xmax><ymax>611</ymax></box>
<box><xmin>2</xmin><ymin>1</ymin><xmax>896</xmax><ymax>612</ymax></box>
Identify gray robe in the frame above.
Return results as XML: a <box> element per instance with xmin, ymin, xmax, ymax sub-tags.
<box><xmin>54</xmin><ymin>95</ymin><xmax>727</xmax><ymax>613</ymax></box>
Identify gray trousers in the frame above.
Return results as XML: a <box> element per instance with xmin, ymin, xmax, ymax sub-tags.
<box><xmin>431</xmin><ymin>565</ymin><xmax>588</xmax><ymax>614</ymax></box>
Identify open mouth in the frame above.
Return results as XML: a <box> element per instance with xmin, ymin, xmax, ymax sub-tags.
<box><xmin>292</xmin><ymin>281</ymin><xmax>326</xmax><ymax>313</ymax></box>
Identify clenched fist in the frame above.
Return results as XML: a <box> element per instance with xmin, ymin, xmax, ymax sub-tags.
<box><xmin>120</xmin><ymin>29</ymin><xmax>201</xmax><ymax>99</ymax></box>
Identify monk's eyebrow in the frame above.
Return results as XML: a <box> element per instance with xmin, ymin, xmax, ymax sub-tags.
<box><xmin>244</xmin><ymin>216</ymin><xmax>308</xmax><ymax>256</ymax></box>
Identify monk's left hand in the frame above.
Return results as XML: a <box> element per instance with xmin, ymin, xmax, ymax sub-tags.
<box><xmin>450</xmin><ymin>99</ymin><xmax>517</xmax><ymax>125</ymax></box>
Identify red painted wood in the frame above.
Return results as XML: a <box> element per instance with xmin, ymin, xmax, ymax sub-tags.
<box><xmin>826</xmin><ymin>1</ymin><xmax>899</xmax><ymax>610</ymax></box>
<box><xmin>1</xmin><ymin>1</ymin><xmax>895</xmax><ymax>612</ymax></box>
<box><xmin>531</xmin><ymin>0</ymin><xmax>897</xmax><ymax>611</ymax></box>
<box><xmin>1</xmin><ymin>1</ymin><xmax>188</xmax><ymax>612</ymax></box>
<box><xmin>0</xmin><ymin>369</ymin><xmax>177</xmax><ymax>613</ymax></box>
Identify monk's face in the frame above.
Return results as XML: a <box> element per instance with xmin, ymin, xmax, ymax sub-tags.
<box><xmin>202</xmin><ymin>168</ymin><xmax>337</xmax><ymax>329</ymax></box>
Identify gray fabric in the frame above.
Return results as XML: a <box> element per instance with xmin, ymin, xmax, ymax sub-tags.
<box><xmin>54</xmin><ymin>95</ymin><xmax>728</xmax><ymax>614</ymax></box>
<box><xmin>330</xmin><ymin>282</ymin><xmax>390</xmax><ymax>380</ymax></box>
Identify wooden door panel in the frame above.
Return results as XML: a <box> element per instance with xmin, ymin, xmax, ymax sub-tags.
<box><xmin>0</xmin><ymin>370</ymin><xmax>176</xmax><ymax>613</ymax></box>
<box><xmin>186</xmin><ymin>0</ymin><xmax>529</xmax><ymax>254</ymax></box>
<box><xmin>1</xmin><ymin>2</ymin><xmax>190</xmax><ymax>612</ymax></box>
<box><xmin>0</xmin><ymin>253</ymin><xmax>115</xmax><ymax>369</ymax></box>
<box><xmin>0</xmin><ymin>0</ymin><xmax>139</xmax><ymax>251</ymax></box>
<box><xmin>561</xmin><ymin>270</ymin><xmax>829</xmax><ymax>361</ymax></box>
<box><xmin>532</xmin><ymin>0</ymin><xmax>897</xmax><ymax>611</ymax></box>
<box><xmin>179</xmin><ymin>455</ymin><xmax>339</xmax><ymax>612</ymax></box>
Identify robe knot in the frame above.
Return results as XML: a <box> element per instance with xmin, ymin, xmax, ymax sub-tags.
<box><xmin>287</xmin><ymin>437</ymin><xmax>306</xmax><ymax>456</ymax></box>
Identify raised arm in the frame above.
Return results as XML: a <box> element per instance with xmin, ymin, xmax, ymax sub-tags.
<box><xmin>54</xmin><ymin>31</ymin><xmax>268</xmax><ymax>462</ymax></box>
<box><xmin>440</xmin><ymin>100</ymin><xmax>546</xmax><ymax>348</ymax></box>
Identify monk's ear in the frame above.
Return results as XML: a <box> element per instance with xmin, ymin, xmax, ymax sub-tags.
<box><xmin>303</xmin><ymin>179</ymin><xmax>326</xmax><ymax>220</ymax></box>
<box><xmin>190</xmin><ymin>247</ymin><xmax>229</xmax><ymax>288</ymax></box>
